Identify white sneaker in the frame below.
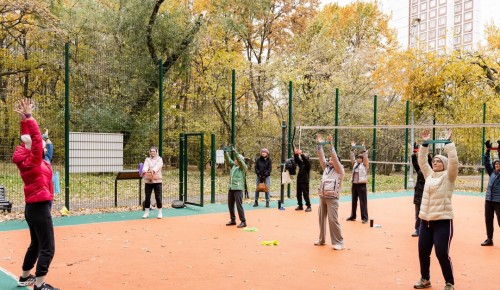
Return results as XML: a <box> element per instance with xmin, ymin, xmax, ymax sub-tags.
<box><xmin>333</xmin><ymin>244</ymin><xmax>344</xmax><ymax>250</ymax></box>
<box><xmin>157</xmin><ymin>209</ymin><xmax>163</xmax><ymax>219</ymax></box>
<box><xmin>142</xmin><ymin>209</ymin><xmax>150</xmax><ymax>219</ymax></box>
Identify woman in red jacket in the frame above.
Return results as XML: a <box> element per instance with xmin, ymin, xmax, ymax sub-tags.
<box><xmin>12</xmin><ymin>98</ymin><xmax>58</xmax><ymax>290</ymax></box>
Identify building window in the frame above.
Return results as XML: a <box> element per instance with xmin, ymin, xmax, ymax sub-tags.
<box><xmin>429</xmin><ymin>30</ymin><xmax>437</xmax><ymax>39</ymax></box>
<box><xmin>439</xmin><ymin>0</ymin><xmax>447</xmax><ymax>5</ymax></box>
<box><xmin>454</xmin><ymin>25</ymin><xmax>461</xmax><ymax>35</ymax></box>
<box><xmin>438</xmin><ymin>27</ymin><xmax>446</xmax><ymax>37</ymax></box>
<box><xmin>463</xmin><ymin>33</ymin><xmax>472</xmax><ymax>43</ymax></box>
<box><xmin>429</xmin><ymin>40</ymin><xmax>436</xmax><ymax>50</ymax></box>
<box><xmin>420</xmin><ymin>12</ymin><xmax>427</xmax><ymax>21</ymax></box>
<box><xmin>454</xmin><ymin>14</ymin><xmax>461</xmax><ymax>24</ymax></box>
<box><xmin>464</xmin><ymin>22</ymin><xmax>472</xmax><ymax>32</ymax></box>
<box><xmin>429</xmin><ymin>19</ymin><xmax>437</xmax><ymax>29</ymax></box>
<box><xmin>438</xmin><ymin>38</ymin><xmax>446</xmax><ymax>47</ymax></box>
<box><xmin>454</xmin><ymin>4</ymin><xmax>462</xmax><ymax>13</ymax></box>
<box><xmin>420</xmin><ymin>32</ymin><xmax>427</xmax><ymax>41</ymax></box>
<box><xmin>430</xmin><ymin>9</ymin><xmax>437</xmax><ymax>18</ymax></box>
<box><xmin>454</xmin><ymin>36</ymin><xmax>461</xmax><ymax>45</ymax></box>
<box><xmin>421</xmin><ymin>2</ymin><xmax>428</xmax><ymax>11</ymax></box>
<box><xmin>464</xmin><ymin>0</ymin><xmax>472</xmax><ymax>10</ymax></box>
<box><xmin>412</xmin><ymin>0</ymin><xmax>418</xmax><ymax>4</ymax></box>
<box><xmin>412</xmin><ymin>5</ymin><xmax>418</xmax><ymax>15</ymax></box>
<box><xmin>439</xmin><ymin>16</ymin><xmax>446</xmax><ymax>26</ymax></box>
<box><xmin>464</xmin><ymin>44</ymin><xmax>472</xmax><ymax>51</ymax></box>
<box><xmin>430</xmin><ymin>0</ymin><xmax>437</xmax><ymax>8</ymax></box>
<box><xmin>420</xmin><ymin>22</ymin><xmax>427</xmax><ymax>31</ymax></box>
<box><xmin>464</xmin><ymin>11</ymin><xmax>473</xmax><ymax>21</ymax></box>
<box><xmin>455</xmin><ymin>0</ymin><xmax>461</xmax><ymax>3</ymax></box>
<box><xmin>439</xmin><ymin>6</ymin><xmax>446</xmax><ymax>15</ymax></box>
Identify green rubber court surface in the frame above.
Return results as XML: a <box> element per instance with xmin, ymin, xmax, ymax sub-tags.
<box><xmin>1</xmin><ymin>192</ymin><xmax>499</xmax><ymax>289</ymax></box>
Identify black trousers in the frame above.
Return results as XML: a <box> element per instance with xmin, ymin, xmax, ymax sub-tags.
<box><xmin>145</xmin><ymin>183</ymin><xmax>162</xmax><ymax>208</ymax></box>
<box><xmin>296</xmin><ymin>182</ymin><xmax>311</xmax><ymax>207</ymax></box>
<box><xmin>414</xmin><ymin>203</ymin><xmax>422</xmax><ymax>231</ymax></box>
<box><xmin>350</xmin><ymin>183</ymin><xmax>368</xmax><ymax>221</ymax></box>
<box><xmin>484</xmin><ymin>200</ymin><xmax>500</xmax><ymax>239</ymax></box>
<box><xmin>23</xmin><ymin>201</ymin><xmax>55</xmax><ymax>277</ymax></box>
<box><xmin>228</xmin><ymin>190</ymin><xmax>246</xmax><ymax>222</ymax></box>
<box><xmin>418</xmin><ymin>219</ymin><xmax>454</xmax><ymax>285</ymax></box>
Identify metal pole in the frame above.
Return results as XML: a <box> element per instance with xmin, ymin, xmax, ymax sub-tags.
<box><xmin>200</xmin><ymin>133</ymin><xmax>204</xmax><ymax>206</ymax></box>
<box><xmin>280</xmin><ymin>121</ymin><xmax>286</xmax><ymax>208</ymax></box>
<box><xmin>64</xmin><ymin>42</ymin><xmax>70</xmax><ymax>210</ymax></box>
<box><xmin>404</xmin><ymin>101</ymin><xmax>409</xmax><ymax>190</ymax></box>
<box><xmin>287</xmin><ymin>81</ymin><xmax>292</xmax><ymax>198</ymax></box>
<box><xmin>158</xmin><ymin>60</ymin><xmax>164</xmax><ymax>156</ymax></box>
<box><xmin>371</xmin><ymin>95</ymin><xmax>377</xmax><ymax>193</ymax></box>
<box><xmin>409</xmin><ymin>106</ymin><xmax>415</xmax><ymax>187</ymax></box>
<box><xmin>211</xmin><ymin>134</ymin><xmax>216</xmax><ymax>203</ymax></box>
<box><xmin>335</xmin><ymin>88</ymin><xmax>339</xmax><ymax>150</ymax></box>
<box><xmin>481</xmin><ymin>103</ymin><xmax>486</xmax><ymax>192</ymax></box>
<box><xmin>231</xmin><ymin>69</ymin><xmax>236</xmax><ymax>159</ymax></box>
<box><xmin>179</xmin><ymin>133</ymin><xmax>184</xmax><ymax>200</ymax></box>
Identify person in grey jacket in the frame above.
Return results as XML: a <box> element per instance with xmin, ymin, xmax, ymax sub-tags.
<box><xmin>225</xmin><ymin>148</ymin><xmax>247</xmax><ymax>228</ymax></box>
<box><xmin>314</xmin><ymin>134</ymin><xmax>345</xmax><ymax>250</ymax></box>
<box><xmin>481</xmin><ymin>140</ymin><xmax>500</xmax><ymax>246</ymax></box>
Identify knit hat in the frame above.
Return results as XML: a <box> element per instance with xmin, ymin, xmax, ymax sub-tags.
<box><xmin>261</xmin><ymin>148</ymin><xmax>269</xmax><ymax>155</ymax></box>
<box><xmin>21</xmin><ymin>134</ymin><xmax>32</xmax><ymax>150</ymax></box>
<box><xmin>433</xmin><ymin>154</ymin><xmax>448</xmax><ymax>170</ymax></box>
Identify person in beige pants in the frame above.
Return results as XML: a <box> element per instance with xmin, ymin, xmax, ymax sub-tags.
<box><xmin>314</xmin><ymin>134</ymin><xmax>345</xmax><ymax>250</ymax></box>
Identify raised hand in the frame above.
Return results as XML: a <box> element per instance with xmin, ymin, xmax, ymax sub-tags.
<box><xmin>485</xmin><ymin>140</ymin><xmax>492</xmax><ymax>149</ymax></box>
<box><xmin>421</xmin><ymin>129</ymin><xmax>431</xmax><ymax>141</ymax></box>
<box><xmin>351</xmin><ymin>140</ymin><xmax>356</xmax><ymax>148</ymax></box>
<box><xmin>445</xmin><ymin>129</ymin><xmax>452</xmax><ymax>140</ymax></box>
<box><xmin>316</xmin><ymin>134</ymin><xmax>323</xmax><ymax>143</ymax></box>
<box><xmin>327</xmin><ymin>134</ymin><xmax>333</xmax><ymax>142</ymax></box>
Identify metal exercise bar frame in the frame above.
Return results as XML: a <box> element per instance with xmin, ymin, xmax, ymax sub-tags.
<box><xmin>297</xmin><ymin>123</ymin><xmax>500</xmax><ymax>130</ymax></box>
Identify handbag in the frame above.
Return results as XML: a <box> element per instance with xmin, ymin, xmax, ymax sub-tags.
<box><xmin>143</xmin><ymin>171</ymin><xmax>153</xmax><ymax>180</ymax></box>
<box><xmin>282</xmin><ymin>166</ymin><xmax>291</xmax><ymax>185</ymax></box>
<box><xmin>256</xmin><ymin>182</ymin><xmax>268</xmax><ymax>192</ymax></box>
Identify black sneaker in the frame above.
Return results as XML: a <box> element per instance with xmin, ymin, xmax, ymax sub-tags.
<box><xmin>481</xmin><ymin>239</ymin><xmax>494</xmax><ymax>246</ymax></box>
<box><xmin>237</xmin><ymin>222</ymin><xmax>247</xmax><ymax>228</ymax></box>
<box><xmin>295</xmin><ymin>206</ymin><xmax>303</xmax><ymax>210</ymax></box>
<box><xmin>362</xmin><ymin>219</ymin><xmax>368</xmax><ymax>224</ymax></box>
<box><xmin>34</xmin><ymin>283</ymin><xmax>60</xmax><ymax>290</ymax></box>
<box><xmin>305</xmin><ymin>206</ymin><xmax>312</xmax><ymax>212</ymax></box>
<box><xmin>346</xmin><ymin>217</ymin><xmax>356</xmax><ymax>221</ymax></box>
<box><xmin>412</xmin><ymin>230</ymin><xmax>419</xmax><ymax>237</ymax></box>
<box><xmin>226</xmin><ymin>220</ymin><xmax>236</xmax><ymax>226</ymax></box>
<box><xmin>18</xmin><ymin>274</ymin><xmax>35</xmax><ymax>286</ymax></box>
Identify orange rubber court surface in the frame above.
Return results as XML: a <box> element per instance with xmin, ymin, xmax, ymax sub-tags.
<box><xmin>1</xmin><ymin>193</ymin><xmax>500</xmax><ymax>290</ymax></box>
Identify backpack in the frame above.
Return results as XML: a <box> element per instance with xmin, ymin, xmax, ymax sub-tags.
<box><xmin>285</xmin><ymin>158</ymin><xmax>297</xmax><ymax>175</ymax></box>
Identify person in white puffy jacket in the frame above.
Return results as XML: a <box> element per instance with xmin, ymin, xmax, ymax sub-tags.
<box><xmin>414</xmin><ymin>129</ymin><xmax>457</xmax><ymax>290</ymax></box>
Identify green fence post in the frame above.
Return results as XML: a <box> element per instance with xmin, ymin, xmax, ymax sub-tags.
<box><xmin>211</xmin><ymin>134</ymin><xmax>216</xmax><ymax>203</ymax></box>
<box><xmin>287</xmin><ymin>81</ymin><xmax>292</xmax><ymax>198</ymax></box>
<box><xmin>159</xmin><ymin>60</ymin><xmax>164</xmax><ymax>156</ymax></box>
<box><xmin>179</xmin><ymin>133</ymin><xmax>184</xmax><ymax>200</ymax></box>
<box><xmin>64</xmin><ymin>42</ymin><xmax>70</xmax><ymax>210</ymax></box>
<box><xmin>481</xmin><ymin>103</ymin><xmax>486</xmax><ymax>192</ymax></box>
<box><xmin>404</xmin><ymin>101</ymin><xmax>409</xmax><ymax>190</ymax></box>
<box><xmin>371</xmin><ymin>95</ymin><xmax>377</xmax><ymax>193</ymax></box>
<box><xmin>335</xmin><ymin>88</ymin><xmax>339</xmax><ymax>150</ymax></box>
<box><xmin>231</xmin><ymin>69</ymin><xmax>235</xmax><ymax>159</ymax></box>
<box><xmin>200</xmin><ymin>133</ymin><xmax>204</xmax><ymax>206</ymax></box>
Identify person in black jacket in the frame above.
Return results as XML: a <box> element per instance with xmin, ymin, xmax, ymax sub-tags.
<box><xmin>481</xmin><ymin>140</ymin><xmax>500</xmax><ymax>246</ymax></box>
<box><xmin>254</xmin><ymin>148</ymin><xmax>272</xmax><ymax>207</ymax></box>
<box><xmin>294</xmin><ymin>148</ymin><xmax>312</xmax><ymax>212</ymax></box>
<box><xmin>411</xmin><ymin>142</ymin><xmax>432</xmax><ymax>237</ymax></box>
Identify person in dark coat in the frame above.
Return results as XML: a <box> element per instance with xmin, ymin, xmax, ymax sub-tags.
<box><xmin>254</xmin><ymin>148</ymin><xmax>272</xmax><ymax>207</ymax></box>
<box><xmin>294</xmin><ymin>148</ymin><xmax>312</xmax><ymax>212</ymax></box>
<box><xmin>481</xmin><ymin>140</ymin><xmax>500</xmax><ymax>246</ymax></box>
<box><xmin>411</xmin><ymin>143</ymin><xmax>432</xmax><ymax>237</ymax></box>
